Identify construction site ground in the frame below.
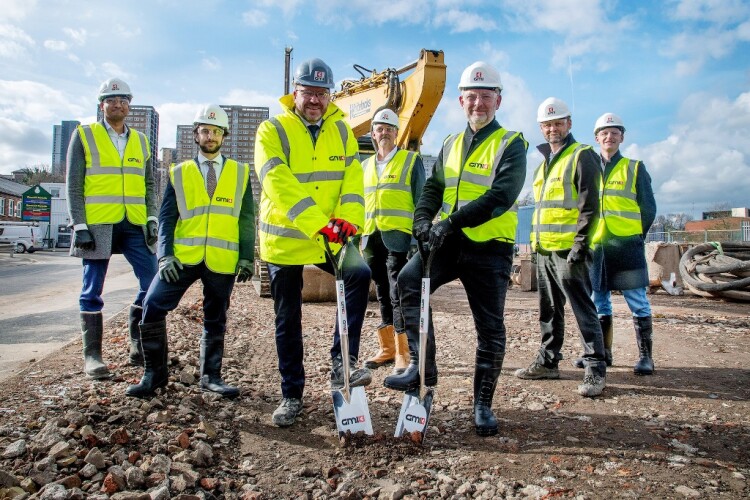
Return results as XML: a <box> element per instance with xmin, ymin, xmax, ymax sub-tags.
<box><xmin>1</xmin><ymin>276</ymin><xmax>749</xmax><ymax>499</ymax></box>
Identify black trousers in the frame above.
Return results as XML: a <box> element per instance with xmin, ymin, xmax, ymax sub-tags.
<box><xmin>362</xmin><ymin>231</ymin><xmax>408</xmax><ymax>333</ymax></box>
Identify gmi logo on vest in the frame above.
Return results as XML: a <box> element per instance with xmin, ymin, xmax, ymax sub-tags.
<box><xmin>329</xmin><ymin>155</ymin><xmax>345</xmax><ymax>161</ymax></box>
<box><xmin>215</xmin><ymin>197</ymin><xmax>233</xmax><ymax>203</ymax></box>
<box><xmin>468</xmin><ymin>162</ymin><xmax>490</xmax><ymax>170</ymax></box>
<box><xmin>340</xmin><ymin>415</ymin><xmax>366</xmax><ymax>426</ymax></box>
<box><xmin>127</xmin><ymin>158</ymin><xmax>143</xmax><ymax>164</ymax></box>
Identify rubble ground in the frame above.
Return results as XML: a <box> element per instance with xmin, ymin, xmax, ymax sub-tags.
<box><xmin>1</xmin><ymin>280</ymin><xmax>749</xmax><ymax>499</ymax></box>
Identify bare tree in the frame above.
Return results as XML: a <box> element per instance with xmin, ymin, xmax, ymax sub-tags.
<box><xmin>16</xmin><ymin>165</ymin><xmax>64</xmax><ymax>185</ymax></box>
<box><xmin>517</xmin><ymin>190</ymin><xmax>535</xmax><ymax>207</ymax></box>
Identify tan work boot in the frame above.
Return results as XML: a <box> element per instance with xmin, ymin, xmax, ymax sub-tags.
<box><xmin>364</xmin><ymin>325</ymin><xmax>396</xmax><ymax>368</ymax></box>
<box><xmin>392</xmin><ymin>331</ymin><xmax>410</xmax><ymax>374</ymax></box>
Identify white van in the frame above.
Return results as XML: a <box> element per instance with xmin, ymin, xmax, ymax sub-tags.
<box><xmin>0</xmin><ymin>223</ymin><xmax>42</xmax><ymax>253</ymax></box>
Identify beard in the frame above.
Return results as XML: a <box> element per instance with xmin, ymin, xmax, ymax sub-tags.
<box><xmin>199</xmin><ymin>142</ymin><xmax>221</xmax><ymax>155</ymax></box>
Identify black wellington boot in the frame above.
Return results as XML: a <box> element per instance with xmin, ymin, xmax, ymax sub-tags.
<box><xmin>128</xmin><ymin>305</ymin><xmax>144</xmax><ymax>366</ymax></box>
<box><xmin>125</xmin><ymin>320</ymin><xmax>169</xmax><ymax>398</ymax></box>
<box><xmin>574</xmin><ymin>315</ymin><xmax>613</xmax><ymax>368</ymax></box>
<box><xmin>81</xmin><ymin>311</ymin><xmax>111</xmax><ymax>379</ymax></box>
<box><xmin>383</xmin><ymin>334</ymin><xmax>437</xmax><ymax>392</ymax></box>
<box><xmin>474</xmin><ymin>350</ymin><xmax>504</xmax><ymax>436</ymax></box>
<box><xmin>199</xmin><ymin>333</ymin><xmax>240</xmax><ymax>398</ymax></box>
<box><xmin>633</xmin><ymin>316</ymin><xmax>655</xmax><ymax>375</ymax></box>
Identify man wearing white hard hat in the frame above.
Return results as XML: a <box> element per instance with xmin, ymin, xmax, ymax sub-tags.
<box><xmin>515</xmin><ymin>97</ymin><xmax>607</xmax><ymax>397</ymax></box>
<box><xmin>66</xmin><ymin>77</ymin><xmax>158</xmax><ymax>380</ymax></box>
<box><xmin>571</xmin><ymin>113</ymin><xmax>657</xmax><ymax>375</ymax></box>
<box><xmin>126</xmin><ymin>104</ymin><xmax>255</xmax><ymax>399</ymax></box>
<box><xmin>384</xmin><ymin>61</ymin><xmax>528</xmax><ymax>437</ymax></box>
<box><xmin>360</xmin><ymin>107</ymin><xmax>425</xmax><ymax>375</ymax></box>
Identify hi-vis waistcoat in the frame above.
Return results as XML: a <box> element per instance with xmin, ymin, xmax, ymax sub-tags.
<box><xmin>363</xmin><ymin>149</ymin><xmax>418</xmax><ymax>236</ymax></box>
<box><xmin>254</xmin><ymin>97</ymin><xmax>364</xmax><ymax>265</ymax></box>
<box><xmin>531</xmin><ymin>142</ymin><xmax>593</xmax><ymax>251</ymax></box>
<box><xmin>170</xmin><ymin>159</ymin><xmax>249</xmax><ymax>274</ymax></box>
<box><xmin>78</xmin><ymin>123</ymin><xmax>150</xmax><ymax>225</ymax></box>
<box><xmin>592</xmin><ymin>157</ymin><xmax>642</xmax><ymax>240</ymax></box>
<box><xmin>439</xmin><ymin>128</ymin><xmax>523</xmax><ymax>243</ymax></box>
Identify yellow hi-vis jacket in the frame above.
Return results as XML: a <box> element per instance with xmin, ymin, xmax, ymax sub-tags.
<box><xmin>171</xmin><ymin>159</ymin><xmax>249</xmax><ymax>274</ymax></box>
<box><xmin>593</xmin><ymin>156</ymin><xmax>643</xmax><ymax>240</ymax></box>
<box><xmin>254</xmin><ymin>96</ymin><xmax>364</xmax><ymax>265</ymax></box>
<box><xmin>440</xmin><ymin>128</ymin><xmax>524</xmax><ymax>243</ymax></box>
<box><xmin>362</xmin><ymin>149</ymin><xmax>418</xmax><ymax>236</ymax></box>
<box><xmin>531</xmin><ymin>142</ymin><xmax>593</xmax><ymax>251</ymax></box>
<box><xmin>78</xmin><ymin>122</ymin><xmax>150</xmax><ymax>225</ymax></box>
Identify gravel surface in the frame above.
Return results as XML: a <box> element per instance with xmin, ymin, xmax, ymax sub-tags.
<box><xmin>1</xmin><ymin>278</ymin><xmax>749</xmax><ymax>499</ymax></box>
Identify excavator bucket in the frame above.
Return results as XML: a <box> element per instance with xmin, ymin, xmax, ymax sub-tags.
<box><xmin>325</xmin><ymin>239</ymin><xmax>374</xmax><ymax>437</ymax></box>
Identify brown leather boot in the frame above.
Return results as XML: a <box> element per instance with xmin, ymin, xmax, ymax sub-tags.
<box><xmin>364</xmin><ymin>325</ymin><xmax>396</xmax><ymax>368</ymax></box>
<box><xmin>392</xmin><ymin>331</ymin><xmax>410</xmax><ymax>374</ymax></box>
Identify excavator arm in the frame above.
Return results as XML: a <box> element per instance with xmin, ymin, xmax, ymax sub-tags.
<box><xmin>332</xmin><ymin>49</ymin><xmax>446</xmax><ymax>153</ymax></box>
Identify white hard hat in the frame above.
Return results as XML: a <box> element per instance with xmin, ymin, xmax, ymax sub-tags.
<box><xmin>194</xmin><ymin>104</ymin><xmax>229</xmax><ymax>130</ymax></box>
<box><xmin>537</xmin><ymin>97</ymin><xmax>571</xmax><ymax>122</ymax></box>
<box><xmin>458</xmin><ymin>61</ymin><xmax>502</xmax><ymax>91</ymax></box>
<box><xmin>372</xmin><ymin>108</ymin><xmax>399</xmax><ymax>129</ymax></box>
<box><xmin>98</xmin><ymin>78</ymin><xmax>132</xmax><ymax>102</ymax></box>
<box><xmin>594</xmin><ymin>112</ymin><xmax>625</xmax><ymax>134</ymax></box>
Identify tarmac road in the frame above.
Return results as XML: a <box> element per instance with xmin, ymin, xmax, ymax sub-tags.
<box><xmin>0</xmin><ymin>245</ymin><xmax>139</xmax><ymax>380</ymax></box>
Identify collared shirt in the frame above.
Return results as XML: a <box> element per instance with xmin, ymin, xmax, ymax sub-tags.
<box><xmin>375</xmin><ymin>146</ymin><xmax>398</xmax><ymax>179</ymax></box>
<box><xmin>103</xmin><ymin>121</ymin><xmax>129</xmax><ymax>160</ymax></box>
<box><xmin>197</xmin><ymin>153</ymin><xmax>223</xmax><ymax>189</ymax></box>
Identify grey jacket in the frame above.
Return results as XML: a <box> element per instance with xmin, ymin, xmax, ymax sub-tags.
<box><xmin>66</xmin><ymin>121</ymin><xmax>158</xmax><ymax>259</ymax></box>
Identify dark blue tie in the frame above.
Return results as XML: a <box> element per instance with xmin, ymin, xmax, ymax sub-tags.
<box><xmin>308</xmin><ymin>124</ymin><xmax>320</xmax><ymax>143</ymax></box>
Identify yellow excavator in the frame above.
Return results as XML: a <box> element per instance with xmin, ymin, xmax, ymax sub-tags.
<box><xmin>332</xmin><ymin>48</ymin><xmax>446</xmax><ymax>155</ymax></box>
<box><xmin>253</xmin><ymin>49</ymin><xmax>446</xmax><ymax>297</ymax></box>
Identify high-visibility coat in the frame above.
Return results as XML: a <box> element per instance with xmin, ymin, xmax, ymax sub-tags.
<box><xmin>171</xmin><ymin>159</ymin><xmax>249</xmax><ymax>274</ymax></box>
<box><xmin>362</xmin><ymin>149</ymin><xmax>418</xmax><ymax>236</ymax></box>
<box><xmin>77</xmin><ymin>123</ymin><xmax>150</xmax><ymax>225</ymax></box>
<box><xmin>254</xmin><ymin>96</ymin><xmax>363</xmax><ymax>265</ymax></box>
<box><xmin>531</xmin><ymin>142</ymin><xmax>593</xmax><ymax>251</ymax></box>
<box><xmin>440</xmin><ymin>128</ymin><xmax>524</xmax><ymax>243</ymax></box>
<box><xmin>593</xmin><ymin>156</ymin><xmax>643</xmax><ymax>239</ymax></box>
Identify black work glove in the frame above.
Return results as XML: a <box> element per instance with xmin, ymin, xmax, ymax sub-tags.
<box><xmin>428</xmin><ymin>218</ymin><xmax>454</xmax><ymax>251</ymax></box>
<box><xmin>146</xmin><ymin>220</ymin><xmax>158</xmax><ymax>246</ymax></box>
<box><xmin>74</xmin><ymin>229</ymin><xmax>95</xmax><ymax>251</ymax></box>
<box><xmin>412</xmin><ymin>218</ymin><xmax>432</xmax><ymax>243</ymax></box>
<box><xmin>566</xmin><ymin>242</ymin><xmax>589</xmax><ymax>264</ymax></box>
<box><xmin>158</xmin><ymin>256</ymin><xmax>183</xmax><ymax>283</ymax></box>
<box><xmin>236</xmin><ymin>259</ymin><xmax>253</xmax><ymax>283</ymax></box>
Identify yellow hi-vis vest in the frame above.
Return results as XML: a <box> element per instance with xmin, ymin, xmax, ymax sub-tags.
<box><xmin>531</xmin><ymin>142</ymin><xmax>593</xmax><ymax>251</ymax></box>
<box><xmin>593</xmin><ymin>157</ymin><xmax>643</xmax><ymax>240</ymax></box>
<box><xmin>170</xmin><ymin>159</ymin><xmax>249</xmax><ymax>274</ymax></box>
<box><xmin>78</xmin><ymin>123</ymin><xmax>150</xmax><ymax>225</ymax></box>
<box><xmin>439</xmin><ymin>128</ymin><xmax>524</xmax><ymax>243</ymax></box>
<box><xmin>362</xmin><ymin>149</ymin><xmax>418</xmax><ymax>236</ymax></box>
<box><xmin>254</xmin><ymin>97</ymin><xmax>364</xmax><ymax>265</ymax></box>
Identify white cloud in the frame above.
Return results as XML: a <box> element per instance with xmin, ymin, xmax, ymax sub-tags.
<box><xmin>630</xmin><ymin>91</ymin><xmax>750</xmax><ymax>214</ymax></box>
<box><xmin>0</xmin><ymin>0</ymin><xmax>37</xmax><ymax>23</ymax></box>
<box><xmin>242</xmin><ymin>9</ymin><xmax>269</xmax><ymax>27</ymax></box>
<box><xmin>669</xmin><ymin>0</ymin><xmax>750</xmax><ymax>24</ymax></box>
<box><xmin>44</xmin><ymin>40</ymin><xmax>68</xmax><ymax>51</ymax></box>
<box><xmin>62</xmin><ymin>27</ymin><xmax>87</xmax><ymax>45</ymax></box>
<box><xmin>0</xmin><ymin>80</ymin><xmax>84</xmax><ymax>123</ymax></box>
<box><xmin>201</xmin><ymin>57</ymin><xmax>221</xmax><ymax>71</ymax></box>
<box><xmin>0</xmin><ymin>24</ymin><xmax>35</xmax><ymax>59</ymax></box>
<box><xmin>100</xmin><ymin>62</ymin><xmax>130</xmax><ymax>80</ymax></box>
<box><xmin>434</xmin><ymin>9</ymin><xmax>497</xmax><ymax>33</ymax></box>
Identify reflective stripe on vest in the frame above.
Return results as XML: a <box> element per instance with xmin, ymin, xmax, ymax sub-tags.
<box><xmin>363</xmin><ymin>150</ymin><xmax>417</xmax><ymax>235</ymax></box>
<box><xmin>594</xmin><ymin>157</ymin><xmax>642</xmax><ymax>238</ymax></box>
<box><xmin>440</xmin><ymin>128</ymin><xmax>522</xmax><ymax>243</ymax></box>
<box><xmin>79</xmin><ymin>123</ymin><xmax>149</xmax><ymax>225</ymax></box>
<box><xmin>531</xmin><ymin>143</ymin><xmax>591</xmax><ymax>251</ymax></box>
<box><xmin>171</xmin><ymin>159</ymin><xmax>248</xmax><ymax>274</ymax></box>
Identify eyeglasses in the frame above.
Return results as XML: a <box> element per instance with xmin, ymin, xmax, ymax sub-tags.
<box><xmin>198</xmin><ymin>128</ymin><xmax>224</xmax><ymax>137</ymax></box>
<box><xmin>462</xmin><ymin>92</ymin><xmax>497</xmax><ymax>104</ymax></box>
<box><xmin>297</xmin><ymin>89</ymin><xmax>330</xmax><ymax>100</ymax></box>
<box><xmin>373</xmin><ymin>125</ymin><xmax>396</xmax><ymax>134</ymax></box>
<box><xmin>104</xmin><ymin>97</ymin><xmax>130</xmax><ymax>105</ymax></box>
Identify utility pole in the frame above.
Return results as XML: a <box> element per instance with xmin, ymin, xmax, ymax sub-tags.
<box><xmin>284</xmin><ymin>46</ymin><xmax>293</xmax><ymax>95</ymax></box>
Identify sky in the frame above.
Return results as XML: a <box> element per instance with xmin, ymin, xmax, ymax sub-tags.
<box><xmin>1</xmin><ymin>0</ymin><xmax>749</xmax><ymax>218</ymax></box>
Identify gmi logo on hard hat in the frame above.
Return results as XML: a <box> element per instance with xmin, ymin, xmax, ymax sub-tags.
<box><xmin>473</xmin><ymin>71</ymin><xmax>484</xmax><ymax>82</ymax></box>
<box><xmin>606</xmin><ymin>116</ymin><xmax>614</xmax><ymax>123</ymax></box>
<box><xmin>314</xmin><ymin>70</ymin><xmax>326</xmax><ymax>82</ymax></box>
<box><xmin>208</xmin><ymin>112</ymin><xmax>216</xmax><ymax>119</ymax></box>
<box><xmin>547</xmin><ymin>106</ymin><xmax>555</xmax><ymax>115</ymax></box>
<box><xmin>112</xmin><ymin>84</ymin><xmax>119</xmax><ymax>90</ymax></box>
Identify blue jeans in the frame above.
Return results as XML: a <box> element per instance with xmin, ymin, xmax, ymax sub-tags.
<box><xmin>267</xmin><ymin>248</ymin><xmax>371</xmax><ymax>399</ymax></box>
<box><xmin>593</xmin><ymin>287</ymin><xmax>652</xmax><ymax>318</ymax></box>
<box><xmin>142</xmin><ymin>262</ymin><xmax>235</xmax><ymax>338</ymax></box>
<box><xmin>397</xmin><ymin>235</ymin><xmax>513</xmax><ymax>360</ymax></box>
<box><xmin>80</xmin><ymin>220</ymin><xmax>157</xmax><ymax>312</ymax></box>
